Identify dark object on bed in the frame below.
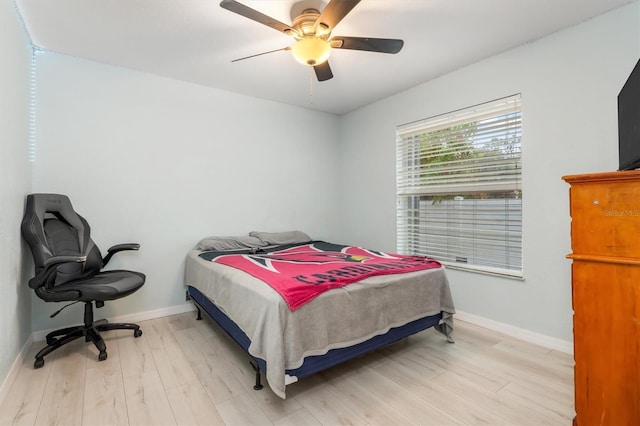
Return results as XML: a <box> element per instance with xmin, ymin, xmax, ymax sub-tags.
<box><xmin>184</xmin><ymin>234</ymin><xmax>455</xmax><ymax>398</ymax></box>
<box><xmin>21</xmin><ymin>193</ymin><xmax>145</xmax><ymax>369</ymax></box>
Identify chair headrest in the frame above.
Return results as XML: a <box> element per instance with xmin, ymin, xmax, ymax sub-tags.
<box><xmin>22</xmin><ymin>193</ymin><xmax>95</xmax><ymax>259</ymax></box>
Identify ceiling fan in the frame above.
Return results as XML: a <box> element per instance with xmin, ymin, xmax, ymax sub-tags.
<box><xmin>220</xmin><ymin>0</ymin><xmax>404</xmax><ymax>82</ymax></box>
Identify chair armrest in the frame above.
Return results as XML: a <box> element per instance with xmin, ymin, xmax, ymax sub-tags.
<box><xmin>29</xmin><ymin>255</ymin><xmax>87</xmax><ymax>289</ymax></box>
<box><xmin>102</xmin><ymin>243</ymin><xmax>140</xmax><ymax>266</ymax></box>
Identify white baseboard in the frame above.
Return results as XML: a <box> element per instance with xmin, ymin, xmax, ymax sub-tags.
<box><xmin>0</xmin><ymin>334</ymin><xmax>33</xmax><ymax>407</ymax></box>
<box><xmin>455</xmin><ymin>310</ymin><xmax>574</xmax><ymax>354</ymax></box>
<box><xmin>31</xmin><ymin>302</ymin><xmax>196</xmax><ymax>342</ymax></box>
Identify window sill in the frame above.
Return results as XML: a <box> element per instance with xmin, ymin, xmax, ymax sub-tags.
<box><xmin>442</xmin><ymin>262</ymin><xmax>524</xmax><ymax>281</ymax></box>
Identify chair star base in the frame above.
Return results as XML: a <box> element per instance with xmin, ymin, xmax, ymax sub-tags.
<box><xmin>34</xmin><ymin>301</ymin><xmax>142</xmax><ymax>369</ymax></box>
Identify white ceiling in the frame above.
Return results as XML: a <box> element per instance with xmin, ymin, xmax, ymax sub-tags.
<box><xmin>15</xmin><ymin>0</ymin><xmax>635</xmax><ymax>115</ymax></box>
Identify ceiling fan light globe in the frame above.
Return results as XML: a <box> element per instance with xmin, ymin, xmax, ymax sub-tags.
<box><xmin>292</xmin><ymin>37</ymin><xmax>331</xmax><ymax>66</ymax></box>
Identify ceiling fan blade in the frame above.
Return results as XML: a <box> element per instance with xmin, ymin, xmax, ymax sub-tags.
<box><xmin>315</xmin><ymin>0</ymin><xmax>361</xmax><ymax>31</ymax></box>
<box><xmin>331</xmin><ymin>36</ymin><xmax>404</xmax><ymax>54</ymax></box>
<box><xmin>220</xmin><ymin>0</ymin><xmax>295</xmax><ymax>35</ymax></box>
<box><xmin>314</xmin><ymin>62</ymin><xmax>333</xmax><ymax>82</ymax></box>
<box><xmin>231</xmin><ymin>47</ymin><xmax>291</xmax><ymax>62</ymax></box>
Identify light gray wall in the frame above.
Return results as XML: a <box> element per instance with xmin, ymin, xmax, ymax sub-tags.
<box><xmin>31</xmin><ymin>53</ymin><xmax>342</xmax><ymax>330</ymax></box>
<box><xmin>0</xmin><ymin>0</ymin><xmax>33</xmax><ymax>387</ymax></box>
<box><xmin>337</xmin><ymin>2</ymin><xmax>640</xmax><ymax>341</ymax></box>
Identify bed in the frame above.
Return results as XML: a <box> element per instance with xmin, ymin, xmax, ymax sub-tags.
<box><xmin>183</xmin><ymin>232</ymin><xmax>455</xmax><ymax>398</ymax></box>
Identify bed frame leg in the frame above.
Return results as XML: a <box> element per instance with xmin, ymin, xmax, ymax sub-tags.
<box><xmin>195</xmin><ymin>306</ymin><xmax>202</xmax><ymax>321</ymax></box>
<box><xmin>250</xmin><ymin>360</ymin><xmax>264</xmax><ymax>390</ymax></box>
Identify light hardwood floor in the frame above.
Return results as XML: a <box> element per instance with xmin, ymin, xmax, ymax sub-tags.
<box><xmin>0</xmin><ymin>312</ymin><xmax>574</xmax><ymax>425</ymax></box>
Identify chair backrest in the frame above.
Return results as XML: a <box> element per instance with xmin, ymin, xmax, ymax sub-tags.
<box><xmin>22</xmin><ymin>194</ymin><xmax>103</xmax><ymax>286</ymax></box>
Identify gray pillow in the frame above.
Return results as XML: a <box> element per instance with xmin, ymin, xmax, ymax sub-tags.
<box><xmin>194</xmin><ymin>235</ymin><xmax>267</xmax><ymax>251</ymax></box>
<box><xmin>249</xmin><ymin>230</ymin><xmax>312</xmax><ymax>245</ymax></box>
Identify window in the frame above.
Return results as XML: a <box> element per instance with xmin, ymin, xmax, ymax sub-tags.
<box><xmin>396</xmin><ymin>95</ymin><xmax>522</xmax><ymax>277</ymax></box>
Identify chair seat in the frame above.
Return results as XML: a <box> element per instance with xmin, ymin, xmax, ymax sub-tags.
<box><xmin>52</xmin><ymin>270</ymin><xmax>145</xmax><ymax>302</ymax></box>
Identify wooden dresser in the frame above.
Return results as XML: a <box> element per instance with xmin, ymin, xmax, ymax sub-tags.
<box><xmin>563</xmin><ymin>170</ymin><xmax>640</xmax><ymax>425</ymax></box>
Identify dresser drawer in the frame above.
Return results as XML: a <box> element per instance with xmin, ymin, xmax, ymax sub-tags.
<box><xmin>569</xmin><ymin>178</ymin><xmax>640</xmax><ymax>258</ymax></box>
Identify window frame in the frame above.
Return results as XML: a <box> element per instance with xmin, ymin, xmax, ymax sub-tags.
<box><xmin>396</xmin><ymin>94</ymin><xmax>523</xmax><ymax>278</ymax></box>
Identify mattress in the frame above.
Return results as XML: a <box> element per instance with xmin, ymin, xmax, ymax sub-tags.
<box><xmin>184</xmin><ymin>247</ymin><xmax>455</xmax><ymax>398</ymax></box>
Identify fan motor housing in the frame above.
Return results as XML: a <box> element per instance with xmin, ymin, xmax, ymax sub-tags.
<box><xmin>290</xmin><ymin>8</ymin><xmax>330</xmax><ymax>39</ymax></box>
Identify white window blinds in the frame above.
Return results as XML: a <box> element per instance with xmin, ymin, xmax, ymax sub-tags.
<box><xmin>396</xmin><ymin>95</ymin><xmax>522</xmax><ymax>277</ymax></box>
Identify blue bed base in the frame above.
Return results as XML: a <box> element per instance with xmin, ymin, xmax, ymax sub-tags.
<box><xmin>187</xmin><ymin>285</ymin><xmax>443</xmax><ymax>390</ymax></box>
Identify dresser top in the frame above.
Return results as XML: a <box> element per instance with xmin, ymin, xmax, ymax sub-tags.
<box><xmin>562</xmin><ymin>169</ymin><xmax>640</xmax><ymax>184</ymax></box>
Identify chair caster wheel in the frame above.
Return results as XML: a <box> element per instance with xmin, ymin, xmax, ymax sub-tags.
<box><xmin>98</xmin><ymin>351</ymin><xmax>107</xmax><ymax>361</ymax></box>
<box><xmin>134</xmin><ymin>329</ymin><xmax>142</xmax><ymax>338</ymax></box>
<box><xmin>34</xmin><ymin>358</ymin><xmax>44</xmax><ymax>369</ymax></box>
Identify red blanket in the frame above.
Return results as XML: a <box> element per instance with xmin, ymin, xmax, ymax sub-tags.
<box><xmin>200</xmin><ymin>241</ymin><xmax>441</xmax><ymax>311</ymax></box>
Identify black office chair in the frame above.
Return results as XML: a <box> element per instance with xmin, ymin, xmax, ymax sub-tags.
<box><xmin>21</xmin><ymin>193</ymin><xmax>145</xmax><ymax>369</ymax></box>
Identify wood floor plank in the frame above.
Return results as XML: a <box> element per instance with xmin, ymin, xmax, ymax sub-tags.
<box><xmin>498</xmin><ymin>381</ymin><xmax>575</xmax><ymax>424</ymax></box>
<box><xmin>0</xmin><ymin>313</ymin><xmax>575</xmax><ymax>426</ymax></box>
<box><xmin>33</xmin><ymin>338</ymin><xmax>88</xmax><ymax>426</ymax></box>
<box><xmin>289</xmin><ymin>374</ymin><xmax>376</xmax><ymax>426</ymax></box>
<box><xmin>273</xmin><ymin>408</ymin><xmax>322</xmax><ymax>426</ymax></box>
<box><xmin>431</xmin><ymin>370</ymin><xmax>561</xmax><ymax>426</ymax></box>
<box><xmin>173</xmin><ymin>326</ymin><xmax>247</xmax><ymax>403</ymax></box>
<box><xmin>82</xmin><ymin>334</ymin><xmax>128</xmax><ymax>426</ymax></box>
<box><xmin>344</xmin><ymin>366</ymin><xmax>464</xmax><ymax>425</ymax></box>
<box><xmin>417</xmin><ymin>334</ymin><xmax>573</xmax><ymax>398</ymax></box>
<box><xmin>123</xmin><ymin>375</ymin><xmax>177</xmax><ymax>426</ymax></box>
<box><xmin>215</xmin><ymin>393</ymin><xmax>274</xmax><ymax>426</ymax></box>
<box><xmin>142</xmin><ymin>317</ymin><xmax>200</xmax><ymax>389</ymax></box>
<box><xmin>0</xmin><ymin>343</ymin><xmax>52</xmax><ymax>426</ymax></box>
<box><xmin>117</xmin><ymin>327</ymin><xmax>177</xmax><ymax>425</ymax></box>
<box><xmin>245</xmin><ymin>380</ymin><xmax>303</xmax><ymax>423</ymax></box>
<box><xmin>164</xmin><ymin>382</ymin><xmax>226</xmax><ymax>426</ymax></box>
<box><xmin>322</xmin><ymin>371</ymin><xmax>417</xmax><ymax>425</ymax></box>
<box><xmin>372</xmin><ymin>355</ymin><xmax>507</xmax><ymax>425</ymax></box>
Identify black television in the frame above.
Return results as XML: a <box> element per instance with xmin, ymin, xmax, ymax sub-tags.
<box><xmin>618</xmin><ymin>58</ymin><xmax>640</xmax><ymax>171</ymax></box>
